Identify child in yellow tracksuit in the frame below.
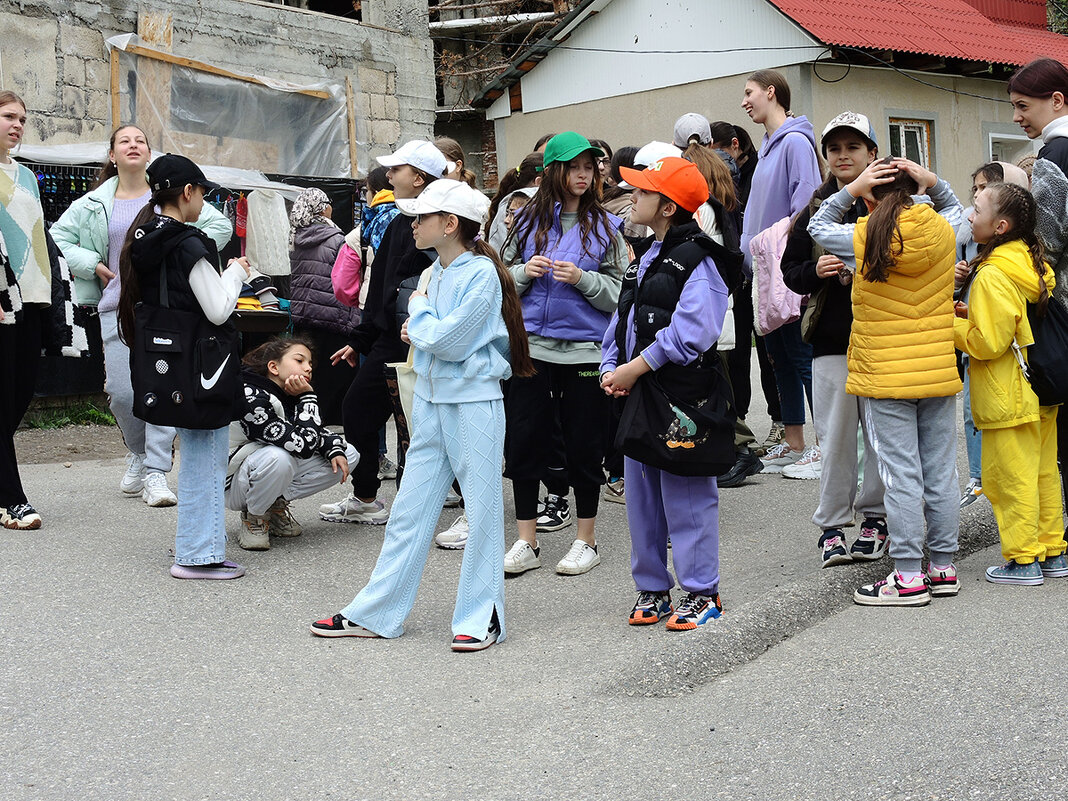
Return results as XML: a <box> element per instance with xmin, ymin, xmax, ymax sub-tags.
<box><xmin>954</xmin><ymin>182</ymin><xmax>1067</xmax><ymax>585</ymax></box>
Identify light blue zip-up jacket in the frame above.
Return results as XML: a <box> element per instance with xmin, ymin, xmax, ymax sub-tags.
<box><xmin>406</xmin><ymin>250</ymin><xmax>511</xmax><ymax>404</ymax></box>
<box><xmin>50</xmin><ymin>176</ymin><xmax>233</xmax><ymax>307</ymax></box>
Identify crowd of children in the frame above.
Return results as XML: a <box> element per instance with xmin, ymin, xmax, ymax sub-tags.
<box><xmin>4</xmin><ymin>56</ymin><xmax>1068</xmax><ymax>650</ymax></box>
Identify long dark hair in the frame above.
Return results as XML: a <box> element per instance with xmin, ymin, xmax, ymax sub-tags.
<box><xmin>1007</xmin><ymin>57</ymin><xmax>1068</xmax><ymax>99</ymax></box>
<box><xmin>92</xmin><ymin>124</ymin><xmax>150</xmax><ymax>189</ymax></box>
<box><xmin>861</xmin><ymin>159</ymin><xmax>919</xmax><ymax>284</ymax></box>
<box><xmin>455</xmin><ymin>217</ymin><xmax>534</xmax><ymax>378</ymax></box>
<box><xmin>486</xmin><ymin>152</ymin><xmax>543</xmax><ymax>232</ymax></box>
<box><xmin>506</xmin><ymin>152</ymin><xmax>613</xmax><ymax>261</ymax></box>
<box><xmin>242</xmin><ymin>335</ymin><xmax>318</xmax><ymax>375</ymax></box>
<box><xmin>116</xmin><ymin>186</ymin><xmax>187</xmax><ymax>345</ymax></box>
<box><xmin>969</xmin><ymin>182</ymin><xmax>1049</xmax><ymax>317</ymax></box>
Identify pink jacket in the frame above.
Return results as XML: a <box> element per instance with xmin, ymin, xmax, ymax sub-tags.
<box><xmin>331</xmin><ymin>241</ymin><xmax>362</xmax><ymax>308</ymax></box>
<box><xmin>749</xmin><ymin>216</ymin><xmax>806</xmax><ymax>335</ymax></box>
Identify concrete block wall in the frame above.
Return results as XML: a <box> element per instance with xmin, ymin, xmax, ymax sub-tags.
<box><xmin>0</xmin><ymin>0</ymin><xmax>434</xmax><ymax>173</ymax></box>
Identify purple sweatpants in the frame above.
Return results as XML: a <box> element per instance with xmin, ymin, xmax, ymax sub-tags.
<box><xmin>624</xmin><ymin>456</ymin><xmax>720</xmax><ymax>596</ymax></box>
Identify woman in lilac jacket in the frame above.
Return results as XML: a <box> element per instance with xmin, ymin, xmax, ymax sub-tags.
<box><xmin>740</xmin><ymin>70</ymin><xmax>822</xmax><ymax>477</ymax></box>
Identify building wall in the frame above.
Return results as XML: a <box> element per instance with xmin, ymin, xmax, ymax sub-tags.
<box><xmin>492</xmin><ymin>64</ymin><xmax>1024</xmax><ymax>198</ymax></box>
<box><xmin>0</xmin><ymin>0</ymin><xmax>435</xmax><ymax>173</ymax></box>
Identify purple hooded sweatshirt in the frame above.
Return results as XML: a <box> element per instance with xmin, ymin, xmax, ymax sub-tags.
<box><xmin>739</xmin><ymin>115</ymin><xmax>821</xmax><ymax>276</ymax></box>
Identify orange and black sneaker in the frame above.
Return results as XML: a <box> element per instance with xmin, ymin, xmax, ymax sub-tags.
<box><xmin>665</xmin><ymin>592</ymin><xmax>722</xmax><ymax>631</ymax></box>
<box><xmin>628</xmin><ymin>591</ymin><xmax>672</xmax><ymax>625</ymax></box>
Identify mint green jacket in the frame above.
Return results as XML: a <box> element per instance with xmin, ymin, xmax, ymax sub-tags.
<box><xmin>50</xmin><ymin>176</ymin><xmax>233</xmax><ymax>306</ymax></box>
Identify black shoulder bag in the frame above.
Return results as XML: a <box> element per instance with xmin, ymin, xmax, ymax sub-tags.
<box><xmin>131</xmin><ymin>260</ymin><xmax>241</xmax><ymax>430</ymax></box>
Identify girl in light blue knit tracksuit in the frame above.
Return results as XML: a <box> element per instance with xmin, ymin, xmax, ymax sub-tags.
<box><xmin>311</xmin><ymin>179</ymin><xmax>533</xmax><ymax>651</ymax></box>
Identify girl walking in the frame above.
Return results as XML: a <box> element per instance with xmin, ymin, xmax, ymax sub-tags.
<box><xmin>118</xmin><ymin>154</ymin><xmax>250</xmax><ymax>579</ymax></box>
<box><xmin>52</xmin><ymin>125</ymin><xmax>232</xmax><ymax>507</ymax></box>
<box><xmin>500</xmin><ymin>132</ymin><xmax>627</xmax><ymax>577</ymax></box>
<box><xmin>954</xmin><ymin>182</ymin><xmax>1067</xmax><ymax>584</ymax></box>
<box><xmin>809</xmin><ymin>157</ymin><xmax>964</xmax><ymax>606</ymax></box>
<box><xmin>601</xmin><ymin>157</ymin><xmax>738</xmax><ymax>629</ymax></box>
<box><xmin>310</xmin><ymin>179</ymin><xmax>532</xmax><ymax>650</ymax></box>
<box><xmin>781</xmin><ymin>111</ymin><xmax>887</xmax><ymax>568</ymax></box>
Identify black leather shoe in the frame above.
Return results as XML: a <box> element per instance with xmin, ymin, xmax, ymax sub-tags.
<box><xmin>717</xmin><ymin>449</ymin><xmax>763</xmax><ymax>488</ymax></box>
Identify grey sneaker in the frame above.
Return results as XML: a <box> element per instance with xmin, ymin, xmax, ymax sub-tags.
<box><xmin>319</xmin><ymin>496</ymin><xmax>389</xmax><ymax>524</ymax></box>
<box><xmin>267</xmin><ymin>497</ymin><xmax>302</xmax><ymax>537</ymax></box>
<box><xmin>121</xmin><ymin>452</ymin><xmax>145</xmax><ymax>495</ymax></box>
<box><xmin>237</xmin><ymin>512</ymin><xmax>270</xmax><ymax>550</ymax></box>
<box><xmin>602</xmin><ymin>477</ymin><xmax>625</xmax><ymax>504</ymax></box>
<box><xmin>985</xmin><ymin>560</ymin><xmax>1044</xmax><ymax>585</ymax></box>
<box><xmin>960</xmin><ymin>478</ymin><xmax>983</xmax><ymax>509</ymax></box>
<box><xmin>142</xmin><ymin>471</ymin><xmax>177</xmax><ymax>507</ymax></box>
<box><xmin>377</xmin><ymin>454</ymin><xmax>398</xmax><ymax>480</ymax></box>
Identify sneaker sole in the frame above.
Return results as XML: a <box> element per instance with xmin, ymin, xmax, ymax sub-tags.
<box><xmin>849</xmin><ymin>548</ymin><xmax>887</xmax><ymax>562</ymax></box>
<box><xmin>628</xmin><ymin>612</ymin><xmax>671</xmax><ymax>626</ymax></box>
<box><xmin>504</xmin><ymin>560</ymin><xmax>541</xmax><ymax>575</ymax></box>
<box><xmin>822</xmin><ymin>553</ymin><xmax>853</xmax><ymax>568</ymax></box>
<box><xmin>535</xmin><ymin>519</ymin><xmax>573</xmax><ymax>533</ymax></box>
<box><xmin>451</xmin><ymin>631</ymin><xmax>498</xmax><ymax>652</ymax></box>
<box><xmin>556</xmin><ymin>554</ymin><xmax>600</xmax><ymax>576</ymax></box>
<box><xmin>319</xmin><ymin>513</ymin><xmax>388</xmax><ymax>525</ymax></box>
<box><xmin>309</xmin><ymin>624</ymin><xmax>380</xmax><ymax>638</ymax></box>
<box><xmin>929</xmin><ymin>584</ymin><xmax>960</xmax><ymax>597</ymax></box>
<box><xmin>236</xmin><ymin>540</ymin><xmax>270</xmax><ymax>551</ymax></box>
<box><xmin>2</xmin><ymin>518</ymin><xmax>42</xmax><ymax>531</ymax></box>
<box><xmin>121</xmin><ymin>485</ymin><xmax>144</xmax><ymax>496</ymax></box>
<box><xmin>143</xmin><ymin>494</ymin><xmax>177</xmax><ymax>508</ymax></box>
<box><xmin>852</xmin><ymin>592</ymin><xmax>931</xmax><ymax>606</ymax></box>
<box><xmin>782</xmin><ymin>470</ymin><xmax>821</xmax><ymax>480</ymax></box>
<box><xmin>602</xmin><ymin>492</ymin><xmax>626</xmax><ymax>505</ymax></box>
<box><xmin>435</xmin><ymin>539</ymin><xmax>468</xmax><ymax>550</ymax></box>
<box><xmin>985</xmin><ymin>574</ymin><xmax>1044</xmax><ymax>586</ymax></box>
<box><xmin>666</xmin><ymin>609</ymin><xmax>721</xmax><ymax>630</ymax></box>
<box><xmin>1040</xmin><ymin>568</ymin><xmax>1068</xmax><ymax>578</ymax></box>
<box><xmin>169</xmin><ymin>564</ymin><xmax>246</xmax><ymax>580</ymax></box>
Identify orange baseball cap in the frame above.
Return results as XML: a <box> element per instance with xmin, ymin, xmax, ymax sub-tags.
<box><xmin>618</xmin><ymin>157</ymin><xmax>709</xmax><ymax>213</ymax></box>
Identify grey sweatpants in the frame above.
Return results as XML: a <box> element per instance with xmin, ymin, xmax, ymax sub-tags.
<box><xmin>863</xmin><ymin>395</ymin><xmax>960</xmax><ymax>572</ymax></box>
<box><xmin>100</xmin><ymin>309</ymin><xmax>176</xmax><ymax>474</ymax></box>
<box><xmin>811</xmin><ymin>356</ymin><xmax>885</xmax><ymax>532</ymax></box>
<box><xmin>226</xmin><ymin>443</ymin><xmax>360</xmax><ymax>517</ymax></box>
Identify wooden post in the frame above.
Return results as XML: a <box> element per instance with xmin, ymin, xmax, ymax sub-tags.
<box><xmin>345</xmin><ymin>75</ymin><xmax>358</xmax><ymax>178</ymax></box>
<box><xmin>110</xmin><ymin>48</ymin><xmax>120</xmax><ymax>129</ymax></box>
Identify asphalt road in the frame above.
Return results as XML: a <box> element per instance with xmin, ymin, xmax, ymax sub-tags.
<box><xmin>3</xmin><ymin>397</ymin><xmax>1061</xmax><ymax>800</ymax></box>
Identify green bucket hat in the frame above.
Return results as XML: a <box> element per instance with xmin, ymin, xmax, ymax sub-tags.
<box><xmin>542</xmin><ymin>132</ymin><xmax>605</xmax><ymax>167</ymax></box>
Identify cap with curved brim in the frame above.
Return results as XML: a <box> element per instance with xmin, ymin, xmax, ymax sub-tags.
<box><xmin>394</xmin><ymin>178</ymin><xmax>491</xmax><ymax>224</ymax></box>
<box><xmin>543</xmin><ymin>131</ymin><xmax>605</xmax><ymax>167</ymax></box>
<box><xmin>618</xmin><ymin>157</ymin><xmax>709</xmax><ymax>214</ymax></box>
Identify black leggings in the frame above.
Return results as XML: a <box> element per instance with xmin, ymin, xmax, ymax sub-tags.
<box><xmin>504</xmin><ymin>360</ymin><xmax>607</xmax><ymax>519</ymax></box>
<box><xmin>0</xmin><ymin>306</ymin><xmax>43</xmax><ymax>508</ymax></box>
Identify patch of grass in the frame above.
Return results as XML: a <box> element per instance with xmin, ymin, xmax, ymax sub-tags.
<box><xmin>24</xmin><ymin>400</ymin><xmax>116</xmax><ymax>430</ymax></box>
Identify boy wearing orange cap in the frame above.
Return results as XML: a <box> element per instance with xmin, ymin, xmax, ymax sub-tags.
<box><xmin>600</xmin><ymin>158</ymin><xmax>742</xmax><ymax>630</ymax></box>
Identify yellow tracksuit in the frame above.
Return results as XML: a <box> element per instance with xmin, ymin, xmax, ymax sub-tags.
<box><xmin>953</xmin><ymin>240</ymin><xmax>1065</xmax><ymax>563</ymax></box>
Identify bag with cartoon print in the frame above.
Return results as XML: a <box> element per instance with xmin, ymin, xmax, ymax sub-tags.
<box><xmin>615</xmin><ymin>357</ymin><xmax>736</xmax><ymax>477</ymax></box>
<box><xmin>131</xmin><ymin>261</ymin><xmax>241</xmax><ymax>430</ymax></box>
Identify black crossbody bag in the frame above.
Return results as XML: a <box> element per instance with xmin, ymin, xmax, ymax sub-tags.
<box><xmin>131</xmin><ymin>260</ymin><xmax>241</xmax><ymax>430</ymax></box>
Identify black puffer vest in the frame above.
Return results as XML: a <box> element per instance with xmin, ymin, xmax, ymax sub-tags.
<box><xmin>614</xmin><ymin>220</ymin><xmax>742</xmax><ymax>363</ymax></box>
<box><xmin>133</xmin><ymin>216</ymin><xmax>219</xmax><ymax>312</ymax></box>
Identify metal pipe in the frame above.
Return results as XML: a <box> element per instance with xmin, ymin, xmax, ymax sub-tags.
<box><xmin>429</xmin><ymin>12</ymin><xmax>558</xmax><ymax>32</ymax></box>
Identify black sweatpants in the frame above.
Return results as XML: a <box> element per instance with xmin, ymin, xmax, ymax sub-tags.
<box><xmin>504</xmin><ymin>360</ymin><xmax>606</xmax><ymax>519</ymax></box>
<box><xmin>727</xmin><ymin>285</ymin><xmax>782</xmax><ymax>422</ymax></box>
<box><xmin>0</xmin><ymin>306</ymin><xmax>44</xmax><ymax>508</ymax></box>
<box><xmin>343</xmin><ymin>339</ymin><xmax>408</xmax><ymax>500</ymax></box>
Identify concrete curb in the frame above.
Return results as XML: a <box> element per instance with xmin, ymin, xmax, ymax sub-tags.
<box><xmin>614</xmin><ymin>512</ymin><xmax>1000</xmax><ymax>698</ymax></box>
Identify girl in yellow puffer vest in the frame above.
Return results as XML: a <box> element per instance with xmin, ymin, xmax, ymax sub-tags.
<box><xmin>953</xmin><ymin>182</ymin><xmax>1067</xmax><ymax>586</ymax></box>
<box><xmin>809</xmin><ymin>158</ymin><xmax>964</xmax><ymax>608</ymax></box>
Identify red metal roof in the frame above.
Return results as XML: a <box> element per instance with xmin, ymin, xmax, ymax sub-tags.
<box><xmin>768</xmin><ymin>0</ymin><xmax>1068</xmax><ymax>67</ymax></box>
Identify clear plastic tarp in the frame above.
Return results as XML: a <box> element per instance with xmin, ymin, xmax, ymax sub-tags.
<box><xmin>106</xmin><ymin>34</ymin><xmax>362</xmax><ymax>178</ymax></box>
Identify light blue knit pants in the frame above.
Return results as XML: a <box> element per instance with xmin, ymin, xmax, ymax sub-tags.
<box><xmin>341</xmin><ymin>395</ymin><xmax>506</xmax><ymax>641</ymax></box>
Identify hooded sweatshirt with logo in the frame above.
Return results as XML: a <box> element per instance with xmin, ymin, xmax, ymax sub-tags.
<box><xmin>740</xmin><ymin>115</ymin><xmax>822</xmax><ymax>275</ymax></box>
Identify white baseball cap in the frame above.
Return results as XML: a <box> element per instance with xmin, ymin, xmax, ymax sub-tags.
<box><xmin>820</xmin><ymin>112</ymin><xmax>879</xmax><ymax>157</ymax></box>
<box><xmin>377</xmin><ymin>140</ymin><xmax>448</xmax><ymax>177</ymax></box>
<box><xmin>617</xmin><ymin>141</ymin><xmax>684</xmax><ymax>189</ymax></box>
<box><xmin>395</xmin><ymin>178</ymin><xmax>491</xmax><ymax>224</ymax></box>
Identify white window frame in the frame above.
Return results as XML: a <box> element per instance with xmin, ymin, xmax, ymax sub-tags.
<box><xmin>888</xmin><ymin>118</ymin><xmax>933</xmax><ymax>168</ymax></box>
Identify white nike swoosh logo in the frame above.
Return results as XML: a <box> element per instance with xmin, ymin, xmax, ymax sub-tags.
<box><xmin>200</xmin><ymin>354</ymin><xmax>231</xmax><ymax>390</ymax></box>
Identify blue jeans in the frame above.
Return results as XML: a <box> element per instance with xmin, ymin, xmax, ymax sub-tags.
<box><xmin>961</xmin><ymin>363</ymin><xmax>982</xmax><ymax>481</ymax></box>
<box><xmin>763</xmin><ymin>319</ymin><xmax>813</xmax><ymax>426</ymax></box>
<box><xmin>175</xmin><ymin>426</ymin><xmax>229</xmax><ymax>565</ymax></box>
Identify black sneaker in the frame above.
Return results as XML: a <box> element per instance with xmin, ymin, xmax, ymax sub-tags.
<box><xmin>452</xmin><ymin>609</ymin><xmax>501</xmax><ymax>652</ymax></box>
<box><xmin>717</xmin><ymin>449</ymin><xmax>763</xmax><ymax>488</ymax></box>
<box><xmin>850</xmin><ymin>518</ymin><xmax>888</xmax><ymax>561</ymax></box>
<box><xmin>535</xmin><ymin>493</ymin><xmax>573</xmax><ymax>533</ymax></box>
<box><xmin>2</xmin><ymin>502</ymin><xmax>41</xmax><ymax>530</ymax></box>
<box><xmin>820</xmin><ymin>529</ymin><xmax>852</xmax><ymax>568</ymax></box>
<box><xmin>309</xmin><ymin>613</ymin><xmax>381</xmax><ymax>638</ymax></box>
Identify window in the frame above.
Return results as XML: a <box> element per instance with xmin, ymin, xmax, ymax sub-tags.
<box><xmin>888</xmin><ymin>118</ymin><xmax>932</xmax><ymax>167</ymax></box>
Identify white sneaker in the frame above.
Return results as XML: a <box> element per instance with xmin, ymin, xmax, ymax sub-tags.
<box><xmin>377</xmin><ymin>454</ymin><xmax>398</xmax><ymax>480</ymax></box>
<box><xmin>319</xmin><ymin>496</ymin><xmax>389</xmax><ymax>524</ymax></box>
<box><xmin>556</xmin><ymin>539</ymin><xmax>601</xmax><ymax>575</ymax></box>
<box><xmin>237</xmin><ymin>512</ymin><xmax>270</xmax><ymax>550</ymax></box>
<box><xmin>435</xmin><ymin>512</ymin><xmax>469</xmax><ymax>550</ymax></box>
<box><xmin>503</xmin><ymin>540</ymin><xmax>541</xmax><ymax>574</ymax></box>
<box><xmin>120</xmin><ymin>452</ymin><xmax>145</xmax><ymax>495</ymax></box>
<box><xmin>782</xmin><ymin>446</ymin><xmax>822</xmax><ymax>480</ymax></box>
<box><xmin>760</xmin><ymin>442</ymin><xmax>804</xmax><ymax>474</ymax></box>
<box><xmin>142</xmin><ymin>471</ymin><xmax>177</xmax><ymax>507</ymax></box>
<box><xmin>443</xmin><ymin>489</ymin><xmax>462</xmax><ymax>508</ymax></box>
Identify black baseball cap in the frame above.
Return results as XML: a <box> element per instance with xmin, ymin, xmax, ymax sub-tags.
<box><xmin>147</xmin><ymin>154</ymin><xmax>220</xmax><ymax>193</ymax></box>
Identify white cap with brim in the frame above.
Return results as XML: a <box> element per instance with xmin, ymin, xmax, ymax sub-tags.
<box><xmin>377</xmin><ymin>140</ymin><xmax>448</xmax><ymax>178</ymax></box>
<box><xmin>394</xmin><ymin>178</ymin><xmax>491</xmax><ymax>224</ymax></box>
<box><xmin>820</xmin><ymin>111</ymin><xmax>879</xmax><ymax>156</ymax></box>
<box><xmin>618</xmin><ymin>141</ymin><xmax>684</xmax><ymax>189</ymax></box>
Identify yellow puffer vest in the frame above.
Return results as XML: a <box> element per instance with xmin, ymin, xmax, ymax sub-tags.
<box><xmin>847</xmin><ymin>202</ymin><xmax>963</xmax><ymax>399</ymax></box>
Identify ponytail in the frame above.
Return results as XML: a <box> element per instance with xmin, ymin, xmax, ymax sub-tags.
<box><xmin>116</xmin><ymin>186</ymin><xmax>185</xmax><ymax>345</ymax></box>
<box><xmin>458</xmin><ymin>218</ymin><xmax>534</xmax><ymax>378</ymax></box>
<box><xmin>861</xmin><ymin>160</ymin><xmax>918</xmax><ymax>283</ymax></box>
